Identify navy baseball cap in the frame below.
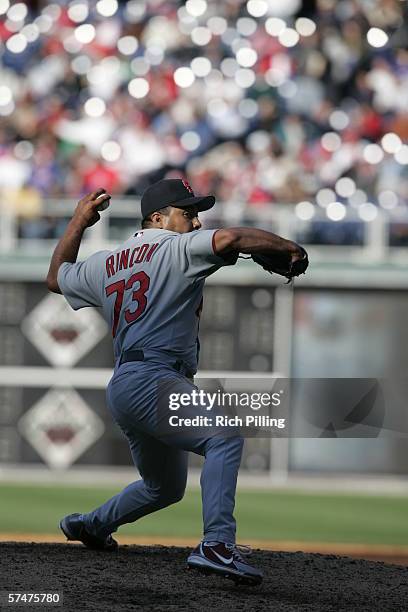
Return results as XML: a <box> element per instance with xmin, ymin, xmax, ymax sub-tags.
<box><xmin>141</xmin><ymin>178</ymin><xmax>215</xmax><ymax>219</ymax></box>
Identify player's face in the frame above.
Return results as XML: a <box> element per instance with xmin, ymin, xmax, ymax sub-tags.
<box><xmin>162</xmin><ymin>205</ymin><xmax>202</xmax><ymax>233</ymax></box>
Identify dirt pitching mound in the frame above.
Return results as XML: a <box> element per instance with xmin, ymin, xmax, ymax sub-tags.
<box><xmin>1</xmin><ymin>542</ymin><xmax>407</xmax><ymax>611</ymax></box>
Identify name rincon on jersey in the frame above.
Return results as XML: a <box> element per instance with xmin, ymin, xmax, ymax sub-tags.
<box><xmin>105</xmin><ymin>243</ymin><xmax>159</xmax><ymax>278</ymax></box>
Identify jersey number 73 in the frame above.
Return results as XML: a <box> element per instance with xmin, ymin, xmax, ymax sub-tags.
<box><xmin>105</xmin><ymin>271</ymin><xmax>150</xmax><ymax>337</ymax></box>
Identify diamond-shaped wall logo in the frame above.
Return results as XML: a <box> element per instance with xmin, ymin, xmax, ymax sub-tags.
<box><xmin>22</xmin><ymin>293</ymin><xmax>108</xmax><ymax>367</ymax></box>
<box><xmin>18</xmin><ymin>388</ymin><xmax>105</xmax><ymax>469</ymax></box>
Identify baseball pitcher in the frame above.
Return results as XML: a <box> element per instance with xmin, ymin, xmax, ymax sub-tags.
<box><xmin>47</xmin><ymin>179</ymin><xmax>308</xmax><ymax>586</ymax></box>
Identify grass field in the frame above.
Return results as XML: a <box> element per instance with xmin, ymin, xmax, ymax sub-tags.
<box><xmin>1</xmin><ymin>483</ymin><xmax>408</xmax><ymax>546</ymax></box>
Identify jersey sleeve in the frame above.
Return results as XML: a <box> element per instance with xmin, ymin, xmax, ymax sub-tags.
<box><xmin>171</xmin><ymin>229</ymin><xmax>238</xmax><ymax>281</ymax></box>
<box><xmin>57</xmin><ymin>250</ymin><xmax>109</xmax><ymax>310</ymax></box>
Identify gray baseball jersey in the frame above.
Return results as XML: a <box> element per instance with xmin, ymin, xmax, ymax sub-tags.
<box><xmin>57</xmin><ymin>228</ymin><xmax>237</xmax><ymax>373</ymax></box>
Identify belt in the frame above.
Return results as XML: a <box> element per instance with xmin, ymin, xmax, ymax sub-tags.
<box><xmin>119</xmin><ymin>349</ymin><xmax>195</xmax><ymax>380</ymax></box>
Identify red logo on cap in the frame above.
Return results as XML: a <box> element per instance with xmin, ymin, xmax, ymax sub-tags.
<box><xmin>182</xmin><ymin>179</ymin><xmax>194</xmax><ymax>195</ymax></box>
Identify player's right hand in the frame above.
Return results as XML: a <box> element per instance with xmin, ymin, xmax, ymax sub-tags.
<box><xmin>73</xmin><ymin>188</ymin><xmax>111</xmax><ymax>228</ymax></box>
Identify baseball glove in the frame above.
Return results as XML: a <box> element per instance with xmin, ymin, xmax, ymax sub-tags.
<box><xmin>251</xmin><ymin>246</ymin><xmax>309</xmax><ymax>282</ymax></box>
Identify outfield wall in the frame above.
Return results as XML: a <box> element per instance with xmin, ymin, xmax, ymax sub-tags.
<box><xmin>1</xmin><ymin>201</ymin><xmax>408</xmax><ymax>479</ymax></box>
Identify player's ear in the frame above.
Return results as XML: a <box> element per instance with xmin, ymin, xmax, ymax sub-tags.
<box><xmin>150</xmin><ymin>211</ymin><xmax>164</xmax><ymax>228</ymax></box>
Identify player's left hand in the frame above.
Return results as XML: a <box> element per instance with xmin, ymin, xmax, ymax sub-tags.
<box><xmin>72</xmin><ymin>188</ymin><xmax>111</xmax><ymax>228</ymax></box>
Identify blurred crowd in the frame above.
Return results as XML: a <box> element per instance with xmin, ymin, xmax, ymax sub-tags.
<box><xmin>0</xmin><ymin>0</ymin><xmax>407</xmax><ymax>240</ymax></box>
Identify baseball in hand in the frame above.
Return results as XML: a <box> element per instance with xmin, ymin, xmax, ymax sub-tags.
<box><xmin>95</xmin><ymin>193</ymin><xmax>111</xmax><ymax>212</ymax></box>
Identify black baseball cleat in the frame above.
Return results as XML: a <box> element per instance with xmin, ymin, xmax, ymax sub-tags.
<box><xmin>187</xmin><ymin>541</ymin><xmax>263</xmax><ymax>586</ymax></box>
<box><xmin>59</xmin><ymin>513</ymin><xmax>118</xmax><ymax>551</ymax></box>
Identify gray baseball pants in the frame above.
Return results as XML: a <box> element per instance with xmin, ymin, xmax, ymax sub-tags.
<box><xmin>82</xmin><ymin>360</ymin><xmax>243</xmax><ymax>544</ymax></box>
